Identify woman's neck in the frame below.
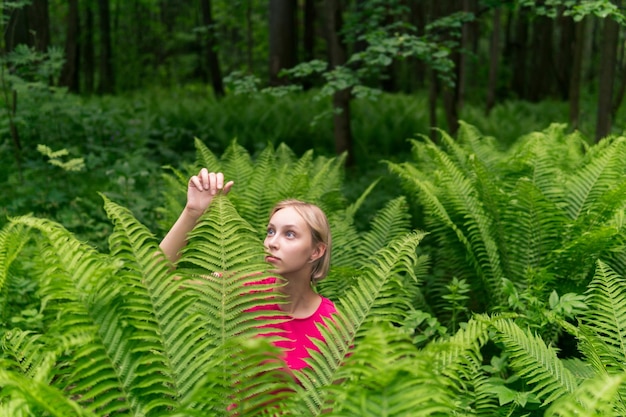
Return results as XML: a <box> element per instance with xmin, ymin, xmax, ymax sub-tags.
<box><xmin>278</xmin><ymin>273</ymin><xmax>320</xmax><ymax>318</ymax></box>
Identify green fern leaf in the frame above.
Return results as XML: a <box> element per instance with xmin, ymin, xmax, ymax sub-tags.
<box><xmin>491</xmin><ymin>317</ymin><xmax>578</xmax><ymax>405</ymax></box>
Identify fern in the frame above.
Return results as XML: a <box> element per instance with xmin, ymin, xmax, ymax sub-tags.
<box><xmin>490</xmin><ymin>317</ymin><xmax>578</xmax><ymax>405</ymax></box>
<box><xmin>294</xmin><ymin>232</ymin><xmax>427</xmax><ymax>414</ymax></box>
<box><xmin>544</xmin><ymin>373</ymin><xmax>626</xmax><ymax>417</ymax></box>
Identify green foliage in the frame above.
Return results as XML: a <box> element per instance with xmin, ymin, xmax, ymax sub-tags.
<box><xmin>387</xmin><ymin>123</ymin><xmax>626</xmax><ymax>336</ymax></box>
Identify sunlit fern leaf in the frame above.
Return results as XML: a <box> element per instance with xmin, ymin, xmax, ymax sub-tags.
<box><xmin>183</xmin><ymin>336</ymin><xmax>298</xmax><ymax>417</ymax></box>
<box><xmin>353</xmin><ymin>197</ymin><xmax>412</xmax><ymax>267</ymax></box>
<box><xmin>426</xmin><ymin>139</ymin><xmax>504</xmax><ymax>305</ymax></box>
<box><xmin>103</xmin><ymin>194</ymin><xmax>210</xmax><ymax>408</ymax></box>
<box><xmin>8</xmin><ymin>215</ymin><xmax>157</xmax><ymax>416</ymax></box>
<box><xmin>564</xmin><ymin>136</ymin><xmax>626</xmax><ymax>222</ymax></box>
<box><xmin>322</xmin><ymin>324</ymin><xmax>456</xmax><ymax>417</ymax></box>
<box><xmin>0</xmin><ymin>369</ymin><xmax>98</xmax><ymax>417</ymax></box>
<box><xmin>1</xmin><ymin>330</ymin><xmax>54</xmax><ymax>382</ymax></box>
<box><xmin>490</xmin><ymin>317</ymin><xmax>578</xmax><ymax>405</ymax></box>
<box><xmin>294</xmin><ymin>232</ymin><xmax>426</xmax><ymax>414</ymax></box>
<box><xmin>578</xmin><ymin>261</ymin><xmax>626</xmax><ymax>374</ymax></box>
<box><xmin>424</xmin><ymin>315</ymin><xmax>497</xmax><ymax>415</ymax></box>
<box><xmin>0</xmin><ymin>222</ymin><xmax>30</xmax><ymax>325</ymax></box>
<box><xmin>222</xmin><ymin>139</ymin><xmax>255</xmax><ymax>194</ymax></box>
<box><xmin>544</xmin><ymin>373</ymin><xmax>626</xmax><ymax>417</ymax></box>
<box><xmin>387</xmin><ymin>153</ymin><xmax>495</xmax><ymax>309</ymax></box>
<box><xmin>156</xmin><ymin>165</ymin><xmax>189</xmax><ymax>232</ymax></box>
<box><xmin>233</xmin><ymin>144</ymin><xmax>279</xmax><ymax>233</ymax></box>
<box><xmin>502</xmin><ymin>178</ymin><xmax>566</xmax><ymax>286</ymax></box>
<box><xmin>457</xmin><ymin>120</ymin><xmax>504</xmax><ymax>170</ymax></box>
<box><xmin>194</xmin><ymin>136</ymin><xmax>222</xmax><ymax>172</ymax></box>
<box><xmin>175</xmin><ymin>195</ymin><xmax>299</xmax><ymax>413</ymax></box>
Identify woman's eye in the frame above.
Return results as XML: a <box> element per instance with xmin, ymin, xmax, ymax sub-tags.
<box><xmin>267</xmin><ymin>228</ymin><xmax>275</xmax><ymax>236</ymax></box>
<box><xmin>286</xmin><ymin>231</ymin><xmax>295</xmax><ymax>238</ymax></box>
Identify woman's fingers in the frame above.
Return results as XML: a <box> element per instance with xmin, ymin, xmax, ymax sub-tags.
<box><xmin>191</xmin><ymin>169</ymin><xmax>233</xmax><ymax>195</ymax></box>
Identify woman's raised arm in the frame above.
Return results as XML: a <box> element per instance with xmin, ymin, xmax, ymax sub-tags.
<box><xmin>159</xmin><ymin>169</ymin><xmax>233</xmax><ymax>263</ymax></box>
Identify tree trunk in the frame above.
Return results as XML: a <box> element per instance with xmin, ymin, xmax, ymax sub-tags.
<box><xmin>509</xmin><ymin>7</ymin><xmax>529</xmax><ymax>99</ymax></box>
<box><xmin>486</xmin><ymin>7</ymin><xmax>501</xmax><ymax>115</ymax></box>
<box><xmin>27</xmin><ymin>0</ymin><xmax>50</xmax><ymax>52</ymax></box>
<box><xmin>269</xmin><ymin>0</ymin><xmax>297</xmax><ymax>86</ymax></box>
<box><xmin>84</xmin><ymin>4</ymin><xmax>95</xmax><ymax>94</ymax></box>
<box><xmin>595</xmin><ymin>14</ymin><xmax>619</xmax><ymax>141</ymax></box>
<box><xmin>555</xmin><ymin>10</ymin><xmax>575</xmax><ymax>100</ymax></box>
<box><xmin>97</xmin><ymin>0</ymin><xmax>115</xmax><ymax>94</ymax></box>
<box><xmin>568</xmin><ymin>18</ymin><xmax>585</xmax><ymax>130</ymax></box>
<box><xmin>527</xmin><ymin>14</ymin><xmax>553</xmax><ymax>101</ymax></box>
<box><xmin>60</xmin><ymin>0</ymin><xmax>80</xmax><ymax>92</ymax></box>
<box><xmin>246</xmin><ymin>0</ymin><xmax>254</xmax><ymax>72</ymax></box>
<box><xmin>325</xmin><ymin>0</ymin><xmax>353</xmax><ymax>165</ymax></box>
<box><xmin>440</xmin><ymin>1</ymin><xmax>460</xmax><ymax>136</ymax></box>
<box><xmin>200</xmin><ymin>0</ymin><xmax>224</xmax><ymax>97</ymax></box>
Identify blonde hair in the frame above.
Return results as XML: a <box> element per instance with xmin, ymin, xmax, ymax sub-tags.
<box><xmin>269</xmin><ymin>199</ymin><xmax>331</xmax><ymax>283</ymax></box>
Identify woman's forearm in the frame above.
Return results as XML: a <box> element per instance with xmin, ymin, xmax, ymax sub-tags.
<box><xmin>159</xmin><ymin>207</ymin><xmax>203</xmax><ymax>264</ymax></box>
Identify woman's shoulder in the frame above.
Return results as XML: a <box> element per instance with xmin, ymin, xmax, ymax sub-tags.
<box><xmin>317</xmin><ymin>296</ymin><xmax>337</xmax><ymax>317</ymax></box>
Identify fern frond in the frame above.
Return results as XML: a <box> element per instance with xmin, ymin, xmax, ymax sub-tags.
<box><xmin>578</xmin><ymin>260</ymin><xmax>626</xmax><ymax>374</ymax></box>
<box><xmin>564</xmin><ymin>136</ymin><xmax>626</xmax><ymax>222</ymax></box>
<box><xmin>8</xmin><ymin>215</ymin><xmax>157</xmax><ymax>416</ymax></box>
<box><xmin>353</xmin><ymin>197</ymin><xmax>412</xmax><ymax>266</ymax></box>
<box><xmin>545</xmin><ymin>373</ymin><xmax>626</xmax><ymax>417</ymax></box>
<box><xmin>194</xmin><ymin>136</ymin><xmax>222</xmax><ymax>171</ymax></box>
<box><xmin>490</xmin><ymin>317</ymin><xmax>578</xmax><ymax>405</ymax></box>
<box><xmin>294</xmin><ymin>232</ymin><xmax>427</xmax><ymax>414</ymax></box>
<box><xmin>425</xmin><ymin>315</ymin><xmax>497</xmax><ymax>415</ymax></box>
<box><xmin>322</xmin><ymin>324</ymin><xmax>455</xmax><ymax>417</ymax></box>
<box><xmin>0</xmin><ymin>369</ymin><xmax>98</xmax><ymax>417</ymax></box>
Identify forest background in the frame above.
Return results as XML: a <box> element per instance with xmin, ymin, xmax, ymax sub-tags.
<box><xmin>3</xmin><ymin>0</ymin><xmax>626</xmax><ymax>416</ymax></box>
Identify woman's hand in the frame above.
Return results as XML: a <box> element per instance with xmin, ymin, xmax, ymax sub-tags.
<box><xmin>185</xmin><ymin>169</ymin><xmax>234</xmax><ymax>216</ymax></box>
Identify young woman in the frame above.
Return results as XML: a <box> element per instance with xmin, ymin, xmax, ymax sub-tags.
<box><xmin>159</xmin><ymin>168</ymin><xmax>337</xmax><ymax>371</ymax></box>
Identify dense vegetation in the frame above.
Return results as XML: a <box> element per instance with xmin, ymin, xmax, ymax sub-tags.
<box><xmin>3</xmin><ymin>0</ymin><xmax>626</xmax><ymax>416</ymax></box>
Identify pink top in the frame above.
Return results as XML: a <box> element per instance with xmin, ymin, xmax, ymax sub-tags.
<box><xmin>247</xmin><ymin>277</ymin><xmax>337</xmax><ymax>371</ymax></box>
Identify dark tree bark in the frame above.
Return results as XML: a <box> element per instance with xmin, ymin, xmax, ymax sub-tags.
<box><xmin>200</xmin><ymin>0</ymin><xmax>225</xmax><ymax>97</ymax></box>
<box><xmin>4</xmin><ymin>0</ymin><xmax>49</xmax><ymax>52</ymax></box>
<box><xmin>569</xmin><ymin>18</ymin><xmax>586</xmax><ymax>130</ymax></box>
<box><xmin>97</xmin><ymin>0</ymin><xmax>115</xmax><ymax>94</ymax></box>
<box><xmin>440</xmin><ymin>1</ymin><xmax>460</xmax><ymax>136</ymax></box>
<box><xmin>527</xmin><ymin>14</ymin><xmax>553</xmax><ymax>101</ymax></box>
<box><xmin>246</xmin><ymin>0</ymin><xmax>254</xmax><ymax>72</ymax></box>
<box><xmin>486</xmin><ymin>7</ymin><xmax>501</xmax><ymax>115</ymax></box>
<box><xmin>595</xmin><ymin>14</ymin><xmax>620</xmax><ymax>141</ymax></box>
<box><xmin>269</xmin><ymin>0</ymin><xmax>297</xmax><ymax>85</ymax></box>
<box><xmin>509</xmin><ymin>7</ymin><xmax>529</xmax><ymax>99</ymax></box>
<box><xmin>60</xmin><ymin>0</ymin><xmax>80</xmax><ymax>92</ymax></box>
<box><xmin>555</xmin><ymin>10</ymin><xmax>575</xmax><ymax>100</ymax></box>
<box><xmin>325</xmin><ymin>0</ymin><xmax>353</xmax><ymax>165</ymax></box>
<box><xmin>84</xmin><ymin>4</ymin><xmax>95</xmax><ymax>94</ymax></box>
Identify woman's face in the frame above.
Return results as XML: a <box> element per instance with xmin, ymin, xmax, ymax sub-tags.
<box><xmin>264</xmin><ymin>206</ymin><xmax>322</xmax><ymax>278</ymax></box>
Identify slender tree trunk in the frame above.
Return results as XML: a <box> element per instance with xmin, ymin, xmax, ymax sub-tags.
<box><xmin>27</xmin><ymin>0</ymin><xmax>50</xmax><ymax>52</ymax></box>
<box><xmin>428</xmin><ymin>69</ymin><xmax>439</xmax><ymax>142</ymax></box>
<box><xmin>595</xmin><ymin>14</ymin><xmax>619</xmax><ymax>141</ymax></box>
<box><xmin>441</xmin><ymin>1</ymin><xmax>460</xmax><ymax>136</ymax></box>
<box><xmin>486</xmin><ymin>7</ymin><xmax>501</xmax><ymax>115</ymax></box>
<box><xmin>569</xmin><ymin>18</ymin><xmax>585</xmax><ymax>130</ymax></box>
<box><xmin>510</xmin><ymin>7</ymin><xmax>528</xmax><ymax>99</ymax></box>
<box><xmin>200</xmin><ymin>0</ymin><xmax>224</xmax><ymax>97</ymax></box>
<box><xmin>527</xmin><ymin>14</ymin><xmax>553</xmax><ymax>101</ymax></box>
<box><xmin>84</xmin><ymin>4</ymin><xmax>95</xmax><ymax>94</ymax></box>
<box><xmin>246</xmin><ymin>0</ymin><xmax>254</xmax><ymax>72</ymax></box>
<box><xmin>97</xmin><ymin>0</ymin><xmax>115</xmax><ymax>94</ymax></box>
<box><xmin>555</xmin><ymin>10</ymin><xmax>575</xmax><ymax>100</ymax></box>
<box><xmin>325</xmin><ymin>0</ymin><xmax>353</xmax><ymax>165</ymax></box>
<box><xmin>60</xmin><ymin>0</ymin><xmax>80</xmax><ymax>92</ymax></box>
<box><xmin>269</xmin><ymin>0</ymin><xmax>297</xmax><ymax>85</ymax></box>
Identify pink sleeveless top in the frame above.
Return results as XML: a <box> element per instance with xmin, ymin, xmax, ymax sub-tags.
<box><xmin>247</xmin><ymin>277</ymin><xmax>337</xmax><ymax>371</ymax></box>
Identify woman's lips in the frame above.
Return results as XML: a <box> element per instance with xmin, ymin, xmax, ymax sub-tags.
<box><xmin>265</xmin><ymin>255</ymin><xmax>280</xmax><ymax>263</ymax></box>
